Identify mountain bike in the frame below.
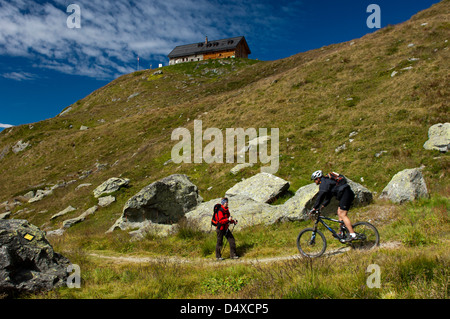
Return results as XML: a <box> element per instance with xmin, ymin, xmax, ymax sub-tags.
<box><xmin>296</xmin><ymin>209</ymin><xmax>380</xmax><ymax>258</ymax></box>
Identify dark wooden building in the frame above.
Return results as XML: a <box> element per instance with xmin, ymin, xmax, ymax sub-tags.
<box><xmin>168</xmin><ymin>36</ymin><xmax>251</xmax><ymax>65</ymax></box>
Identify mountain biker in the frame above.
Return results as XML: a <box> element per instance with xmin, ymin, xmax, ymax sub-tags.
<box><xmin>215</xmin><ymin>197</ymin><xmax>238</xmax><ymax>260</ymax></box>
<box><xmin>310</xmin><ymin>170</ymin><xmax>357</xmax><ymax>242</ymax></box>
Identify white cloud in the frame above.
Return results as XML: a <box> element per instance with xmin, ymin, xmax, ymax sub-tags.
<box><xmin>0</xmin><ymin>123</ymin><xmax>14</xmax><ymax>128</ymax></box>
<box><xmin>1</xmin><ymin>71</ymin><xmax>37</xmax><ymax>81</ymax></box>
<box><xmin>0</xmin><ymin>0</ymin><xmax>288</xmax><ymax>80</ymax></box>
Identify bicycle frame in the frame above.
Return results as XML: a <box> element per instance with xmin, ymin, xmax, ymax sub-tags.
<box><xmin>313</xmin><ymin>214</ymin><xmax>344</xmax><ymax>238</ymax></box>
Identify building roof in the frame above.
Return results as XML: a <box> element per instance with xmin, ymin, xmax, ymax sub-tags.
<box><xmin>167</xmin><ymin>36</ymin><xmax>251</xmax><ymax>59</ymax></box>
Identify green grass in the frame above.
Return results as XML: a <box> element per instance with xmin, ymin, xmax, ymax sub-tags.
<box><xmin>1</xmin><ymin>0</ymin><xmax>449</xmax><ymax>300</ymax></box>
<box><xmin>27</xmin><ymin>194</ymin><xmax>447</xmax><ymax>299</ymax></box>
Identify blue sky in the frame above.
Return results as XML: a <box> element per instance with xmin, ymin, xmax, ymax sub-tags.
<box><xmin>0</xmin><ymin>0</ymin><xmax>441</xmax><ymax>130</ymax></box>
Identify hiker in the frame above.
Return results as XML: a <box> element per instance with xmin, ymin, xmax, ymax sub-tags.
<box><xmin>310</xmin><ymin>170</ymin><xmax>357</xmax><ymax>242</ymax></box>
<box><xmin>214</xmin><ymin>197</ymin><xmax>238</xmax><ymax>260</ymax></box>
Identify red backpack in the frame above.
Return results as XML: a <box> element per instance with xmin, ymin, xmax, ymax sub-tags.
<box><xmin>326</xmin><ymin>172</ymin><xmax>347</xmax><ymax>186</ymax></box>
<box><xmin>211</xmin><ymin>204</ymin><xmax>222</xmax><ymax>227</ymax></box>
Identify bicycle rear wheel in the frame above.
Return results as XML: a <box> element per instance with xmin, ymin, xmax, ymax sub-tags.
<box><xmin>351</xmin><ymin>222</ymin><xmax>380</xmax><ymax>250</ymax></box>
<box><xmin>297</xmin><ymin>228</ymin><xmax>327</xmax><ymax>258</ymax></box>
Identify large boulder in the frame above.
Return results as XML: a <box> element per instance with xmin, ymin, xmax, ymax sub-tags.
<box><xmin>283</xmin><ymin>179</ymin><xmax>373</xmax><ymax>219</ymax></box>
<box><xmin>108</xmin><ymin>174</ymin><xmax>202</xmax><ymax>232</ymax></box>
<box><xmin>225</xmin><ymin>172</ymin><xmax>290</xmax><ymax>203</ymax></box>
<box><xmin>0</xmin><ymin>219</ymin><xmax>70</xmax><ymax>296</ymax></box>
<box><xmin>93</xmin><ymin>177</ymin><xmax>130</xmax><ymax>198</ymax></box>
<box><xmin>380</xmin><ymin>168</ymin><xmax>428</xmax><ymax>203</ymax></box>
<box><xmin>423</xmin><ymin>123</ymin><xmax>450</xmax><ymax>153</ymax></box>
<box><xmin>185</xmin><ymin>195</ymin><xmax>283</xmax><ymax>232</ymax></box>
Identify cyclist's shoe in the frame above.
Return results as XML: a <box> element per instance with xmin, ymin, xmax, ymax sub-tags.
<box><xmin>340</xmin><ymin>234</ymin><xmax>357</xmax><ymax>243</ymax></box>
<box><xmin>216</xmin><ymin>257</ymin><xmax>224</xmax><ymax>261</ymax></box>
<box><xmin>230</xmin><ymin>255</ymin><xmax>240</xmax><ymax>260</ymax></box>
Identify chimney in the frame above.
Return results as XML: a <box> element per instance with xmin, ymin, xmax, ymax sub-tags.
<box><xmin>205</xmin><ymin>35</ymin><xmax>208</xmax><ymax>44</ymax></box>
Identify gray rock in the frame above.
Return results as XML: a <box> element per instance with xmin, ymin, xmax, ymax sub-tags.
<box><xmin>50</xmin><ymin>205</ymin><xmax>76</xmax><ymax>220</ymax></box>
<box><xmin>79</xmin><ymin>125</ymin><xmax>89</xmax><ymax>131</ymax></box>
<box><xmin>23</xmin><ymin>191</ymin><xmax>35</xmax><ymax>200</ymax></box>
<box><xmin>0</xmin><ymin>145</ymin><xmax>10</xmax><ymax>160</ymax></box>
<box><xmin>46</xmin><ymin>229</ymin><xmax>65</xmax><ymax>237</ymax></box>
<box><xmin>185</xmin><ymin>195</ymin><xmax>284</xmax><ymax>232</ymax></box>
<box><xmin>230</xmin><ymin>163</ymin><xmax>253</xmax><ymax>175</ymax></box>
<box><xmin>380</xmin><ymin>168</ymin><xmax>428</xmax><ymax>203</ymax></box>
<box><xmin>127</xmin><ymin>92</ymin><xmax>140</xmax><ymax>100</ymax></box>
<box><xmin>128</xmin><ymin>221</ymin><xmax>176</xmax><ymax>239</ymax></box>
<box><xmin>423</xmin><ymin>123</ymin><xmax>450</xmax><ymax>152</ymax></box>
<box><xmin>347</xmin><ymin>179</ymin><xmax>374</xmax><ymax>207</ymax></box>
<box><xmin>282</xmin><ymin>183</ymin><xmax>320</xmax><ymax>220</ymax></box>
<box><xmin>0</xmin><ymin>211</ymin><xmax>11</xmax><ymax>220</ymax></box>
<box><xmin>335</xmin><ymin>143</ymin><xmax>346</xmax><ymax>153</ymax></box>
<box><xmin>28</xmin><ymin>189</ymin><xmax>53</xmax><ymax>203</ymax></box>
<box><xmin>375</xmin><ymin>150</ymin><xmax>387</xmax><ymax>158</ymax></box>
<box><xmin>225</xmin><ymin>173</ymin><xmax>289</xmax><ymax>203</ymax></box>
<box><xmin>108</xmin><ymin>174</ymin><xmax>202</xmax><ymax>233</ymax></box>
<box><xmin>93</xmin><ymin>177</ymin><xmax>130</xmax><ymax>198</ymax></box>
<box><xmin>98</xmin><ymin>195</ymin><xmax>115</xmax><ymax>207</ymax></box>
<box><xmin>75</xmin><ymin>183</ymin><xmax>92</xmax><ymax>190</ymax></box>
<box><xmin>0</xmin><ymin>219</ymin><xmax>70</xmax><ymax>296</ymax></box>
<box><xmin>62</xmin><ymin>206</ymin><xmax>98</xmax><ymax>228</ymax></box>
<box><xmin>237</xmin><ymin>135</ymin><xmax>271</xmax><ymax>155</ymax></box>
<box><xmin>12</xmin><ymin>140</ymin><xmax>29</xmax><ymax>154</ymax></box>
<box><xmin>283</xmin><ymin>178</ymin><xmax>373</xmax><ymax>219</ymax></box>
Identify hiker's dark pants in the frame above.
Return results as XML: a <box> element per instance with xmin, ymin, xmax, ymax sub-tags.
<box><xmin>216</xmin><ymin>227</ymin><xmax>237</xmax><ymax>258</ymax></box>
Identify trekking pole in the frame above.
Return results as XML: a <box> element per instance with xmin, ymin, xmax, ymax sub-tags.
<box><xmin>221</xmin><ymin>220</ymin><xmax>237</xmax><ymax>256</ymax></box>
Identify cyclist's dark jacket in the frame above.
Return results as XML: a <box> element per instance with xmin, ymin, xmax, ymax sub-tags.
<box><xmin>313</xmin><ymin>177</ymin><xmax>349</xmax><ymax>209</ymax></box>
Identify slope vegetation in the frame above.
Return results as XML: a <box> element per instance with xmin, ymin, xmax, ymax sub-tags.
<box><xmin>0</xmin><ymin>1</ymin><xmax>448</xmax><ymax>238</ymax></box>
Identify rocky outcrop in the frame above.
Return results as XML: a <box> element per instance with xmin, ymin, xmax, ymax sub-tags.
<box><xmin>62</xmin><ymin>206</ymin><xmax>98</xmax><ymax>228</ymax></box>
<box><xmin>50</xmin><ymin>205</ymin><xmax>76</xmax><ymax>220</ymax></box>
<box><xmin>380</xmin><ymin>168</ymin><xmax>428</xmax><ymax>203</ymax></box>
<box><xmin>93</xmin><ymin>177</ymin><xmax>130</xmax><ymax>198</ymax></box>
<box><xmin>230</xmin><ymin>163</ymin><xmax>253</xmax><ymax>175</ymax></box>
<box><xmin>12</xmin><ymin>140</ymin><xmax>29</xmax><ymax>154</ymax></box>
<box><xmin>0</xmin><ymin>219</ymin><xmax>70</xmax><ymax>296</ymax></box>
<box><xmin>423</xmin><ymin>123</ymin><xmax>450</xmax><ymax>153</ymax></box>
<box><xmin>225</xmin><ymin>172</ymin><xmax>290</xmax><ymax>203</ymax></box>
<box><xmin>98</xmin><ymin>195</ymin><xmax>115</xmax><ymax>207</ymax></box>
<box><xmin>108</xmin><ymin>174</ymin><xmax>202</xmax><ymax>233</ymax></box>
<box><xmin>28</xmin><ymin>189</ymin><xmax>53</xmax><ymax>203</ymax></box>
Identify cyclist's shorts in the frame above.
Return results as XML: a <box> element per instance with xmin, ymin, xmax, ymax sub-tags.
<box><xmin>339</xmin><ymin>187</ymin><xmax>355</xmax><ymax>211</ymax></box>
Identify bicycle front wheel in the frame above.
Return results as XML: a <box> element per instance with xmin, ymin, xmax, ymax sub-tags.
<box><xmin>297</xmin><ymin>228</ymin><xmax>327</xmax><ymax>258</ymax></box>
<box><xmin>351</xmin><ymin>222</ymin><xmax>380</xmax><ymax>250</ymax></box>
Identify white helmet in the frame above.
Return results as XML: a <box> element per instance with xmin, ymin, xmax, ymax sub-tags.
<box><xmin>311</xmin><ymin>170</ymin><xmax>323</xmax><ymax>180</ymax></box>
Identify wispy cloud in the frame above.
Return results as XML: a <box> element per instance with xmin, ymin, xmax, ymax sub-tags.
<box><xmin>0</xmin><ymin>0</ymin><xmax>295</xmax><ymax>80</ymax></box>
<box><xmin>0</xmin><ymin>123</ymin><xmax>14</xmax><ymax>128</ymax></box>
<box><xmin>1</xmin><ymin>71</ymin><xmax>37</xmax><ymax>81</ymax></box>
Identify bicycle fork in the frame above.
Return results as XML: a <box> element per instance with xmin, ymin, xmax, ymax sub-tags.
<box><xmin>309</xmin><ymin>219</ymin><xmax>320</xmax><ymax>245</ymax></box>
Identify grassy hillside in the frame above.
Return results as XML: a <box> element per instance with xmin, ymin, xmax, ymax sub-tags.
<box><xmin>0</xmin><ymin>0</ymin><xmax>448</xmax><ymax>299</ymax></box>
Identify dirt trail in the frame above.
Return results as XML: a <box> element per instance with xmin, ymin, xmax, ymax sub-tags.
<box><xmin>89</xmin><ymin>241</ymin><xmax>401</xmax><ymax>265</ymax></box>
